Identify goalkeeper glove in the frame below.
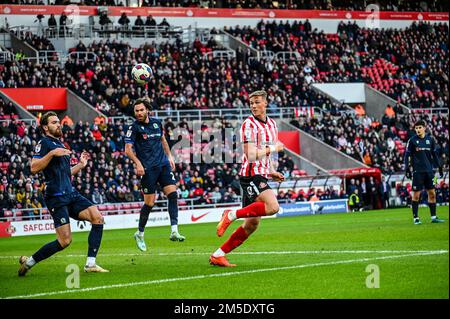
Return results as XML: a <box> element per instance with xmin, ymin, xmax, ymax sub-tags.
<box><xmin>405</xmin><ymin>169</ymin><xmax>412</xmax><ymax>179</ymax></box>
<box><xmin>438</xmin><ymin>167</ymin><xmax>443</xmax><ymax>178</ymax></box>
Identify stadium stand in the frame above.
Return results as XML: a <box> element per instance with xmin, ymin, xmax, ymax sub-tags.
<box><xmin>0</xmin><ymin>10</ymin><xmax>448</xmax><ymax>217</ymax></box>
<box><xmin>4</xmin><ymin>1</ymin><xmax>449</xmax><ymax>12</ymax></box>
<box><xmin>290</xmin><ymin>112</ymin><xmax>449</xmax><ymax>175</ymax></box>
<box><xmin>0</xmin><ymin>113</ymin><xmax>306</xmax><ymax>211</ymax></box>
<box><xmin>227</xmin><ymin>21</ymin><xmax>449</xmax><ymax>110</ymax></box>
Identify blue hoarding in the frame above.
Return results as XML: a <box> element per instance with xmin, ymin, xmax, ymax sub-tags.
<box><xmin>277</xmin><ymin>199</ymin><xmax>348</xmax><ymax>218</ymax></box>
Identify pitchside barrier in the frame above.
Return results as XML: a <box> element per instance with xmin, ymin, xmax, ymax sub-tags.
<box><xmin>277</xmin><ymin>199</ymin><xmax>349</xmax><ymax>218</ymax></box>
<box><xmin>0</xmin><ymin>198</ymin><xmax>351</xmax><ymax>237</ymax></box>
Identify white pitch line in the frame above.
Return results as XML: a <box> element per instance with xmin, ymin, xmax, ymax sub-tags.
<box><xmin>2</xmin><ymin>250</ymin><xmax>448</xmax><ymax>299</ymax></box>
<box><xmin>0</xmin><ymin>249</ymin><xmax>448</xmax><ymax>259</ymax></box>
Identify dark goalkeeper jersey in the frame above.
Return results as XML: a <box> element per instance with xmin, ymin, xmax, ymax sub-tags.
<box><xmin>404</xmin><ymin>134</ymin><xmax>441</xmax><ymax>173</ymax></box>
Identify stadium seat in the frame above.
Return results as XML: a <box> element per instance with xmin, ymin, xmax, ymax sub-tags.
<box><xmin>4</xmin><ymin>210</ymin><xmax>13</xmax><ymax>218</ymax></box>
<box><xmin>131</xmin><ymin>203</ymin><xmax>141</xmax><ymax>209</ymax></box>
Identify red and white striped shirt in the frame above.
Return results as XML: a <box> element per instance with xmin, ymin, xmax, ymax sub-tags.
<box><xmin>239</xmin><ymin>115</ymin><xmax>278</xmax><ymax>178</ymax></box>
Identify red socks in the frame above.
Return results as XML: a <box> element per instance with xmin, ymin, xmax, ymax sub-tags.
<box><xmin>220</xmin><ymin>202</ymin><xmax>266</xmax><ymax>254</ymax></box>
<box><xmin>235</xmin><ymin>201</ymin><xmax>266</xmax><ymax>218</ymax></box>
<box><xmin>221</xmin><ymin>226</ymin><xmax>249</xmax><ymax>254</ymax></box>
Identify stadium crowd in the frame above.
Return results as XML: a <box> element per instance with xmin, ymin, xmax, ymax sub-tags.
<box><xmin>1</xmin><ymin>17</ymin><xmax>449</xmax><ymax>216</ymax></box>
<box><xmin>228</xmin><ymin>20</ymin><xmax>449</xmax><ymax>111</ymax></box>
<box><xmin>0</xmin><ymin>37</ymin><xmax>344</xmax><ymax>117</ymax></box>
<box><xmin>0</xmin><ymin>109</ymin><xmax>306</xmax><ymax>215</ymax></box>
<box><xmin>290</xmin><ymin>111</ymin><xmax>449</xmax><ymax>175</ymax></box>
<box><xmin>5</xmin><ymin>0</ymin><xmax>449</xmax><ymax>12</ymax></box>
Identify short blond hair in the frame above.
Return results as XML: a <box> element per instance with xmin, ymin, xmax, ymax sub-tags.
<box><xmin>248</xmin><ymin>90</ymin><xmax>267</xmax><ymax>100</ymax></box>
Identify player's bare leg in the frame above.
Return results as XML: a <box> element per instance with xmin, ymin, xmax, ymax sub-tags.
<box><xmin>134</xmin><ymin>193</ymin><xmax>155</xmax><ymax>251</ymax></box>
<box><xmin>19</xmin><ymin>224</ymin><xmax>72</xmax><ymax>276</ymax></box>
<box><xmin>211</xmin><ymin>190</ymin><xmax>279</xmax><ymax>267</ymax></box>
<box><xmin>163</xmin><ymin>184</ymin><xmax>185</xmax><ymax>242</ymax></box>
<box><xmin>79</xmin><ymin>206</ymin><xmax>109</xmax><ymax>272</ymax></box>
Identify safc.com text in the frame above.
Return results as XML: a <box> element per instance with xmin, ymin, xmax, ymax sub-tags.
<box><xmin>23</xmin><ymin>223</ymin><xmax>55</xmax><ymax>232</ymax></box>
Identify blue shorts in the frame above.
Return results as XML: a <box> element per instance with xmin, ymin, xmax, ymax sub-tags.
<box><xmin>44</xmin><ymin>191</ymin><xmax>94</xmax><ymax>228</ymax></box>
<box><xmin>412</xmin><ymin>171</ymin><xmax>435</xmax><ymax>191</ymax></box>
<box><xmin>141</xmin><ymin>163</ymin><xmax>176</xmax><ymax>194</ymax></box>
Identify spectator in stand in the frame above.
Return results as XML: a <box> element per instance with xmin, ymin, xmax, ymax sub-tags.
<box><xmin>48</xmin><ymin>14</ymin><xmax>57</xmax><ymax>37</ymax></box>
<box><xmin>145</xmin><ymin>15</ymin><xmax>157</xmax><ymax>27</ymax></box>
<box><xmin>118</xmin><ymin>13</ymin><xmax>130</xmax><ymax>30</ymax></box>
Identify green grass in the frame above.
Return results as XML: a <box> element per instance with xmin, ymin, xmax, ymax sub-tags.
<box><xmin>0</xmin><ymin>207</ymin><xmax>448</xmax><ymax>299</ymax></box>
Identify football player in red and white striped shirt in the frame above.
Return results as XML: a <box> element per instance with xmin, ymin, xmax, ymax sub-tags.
<box><xmin>210</xmin><ymin>90</ymin><xmax>285</xmax><ymax>267</ymax></box>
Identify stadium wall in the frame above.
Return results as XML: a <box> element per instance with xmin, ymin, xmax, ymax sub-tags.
<box><xmin>364</xmin><ymin>84</ymin><xmax>410</xmax><ymax>119</ymax></box>
<box><xmin>0</xmin><ymin>6</ymin><xmax>448</xmax><ymax>33</ymax></box>
<box><xmin>0</xmin><ymin>198</ymin><xmax>352</xmax><ymax>237</ymax></box>
<box><xmin>278</xmin><ymin>120</ymin><xmax>367</xmax><ymax>170</ymax></box>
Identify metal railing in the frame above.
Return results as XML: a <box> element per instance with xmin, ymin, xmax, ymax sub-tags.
<box><xmin>106</xmin><ymin>106</ymin><xmax>325</xmax><ymax>123</ymax></box>
<box><xmin>248</xmin><ymin>50</ymin><xmax>301</xmax><ymax>64</ymax></box>
<box><xmin>203</xmin><ymin>49</ymin><xmax>236</xmax><ymax>60</ymax></box>
<box><xmin>9</xmin><ymin>24</ymin><xmax>184</xmax><ymax>41</ymax></box>
<box><xmin>0</xmin><ymin>50</ymin><xmax>14</xmax><ymax>64</ymax></box>
<box><xmin>3</xmin><ymin>197</ymin><xmax>242</xmax><ymax>222</ymax></box>
<box><xmin>408</xmin><ymin>107</ymin><xmax>449</xmax><ymax>116</ymax></box>
<box><xmin>0</xmin><ymin>118</ymin><xmax>37</xmax><ymax>125</ymax></box>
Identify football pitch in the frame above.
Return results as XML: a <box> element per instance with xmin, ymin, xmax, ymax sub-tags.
<box><xmin>0</xmin><ymin>207</ymin><xmax>448</xmax><ymax>299</ymax></box>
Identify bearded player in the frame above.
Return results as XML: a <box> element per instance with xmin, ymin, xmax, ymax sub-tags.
<box><xmin>125</xmin><ymin>98</ymin><xmax>185</xmax><ymax>252</ymax></box>
<box><xmin>19</xmin><ymin>112</ymin><xmax>108</xmax><ymax>276</ymax></box>
<box><xmin>209</xmin><ymin>90</ymin><xmax>285</xmax><ymax>267</ymax></box>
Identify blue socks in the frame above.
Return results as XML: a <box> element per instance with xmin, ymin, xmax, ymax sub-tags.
<box><xmin>138</xmin><ymin>204</ymin><xmax>153</xmax><ymax>232</ymax></box>
<box><xmin>168</xmin><ymin>192</ymin><xmax>178</xmax><ymax>226</ymax></box>
<box><xmin>429</xmin><ymin>203</ymin><xmax>436</xmax><ymax>217</ymax></box>
<box><xmin>32</xmin><ymin>239</ymin><xmax>64</xmax><ymax>263</ymax></box>
<box><xmin>88</xmin><ymin>224</ymin><xmax>103</xmax><ymax>258</ymax></box>
<box><xmin>412</xmin><ymin>201</ymin><xmax>419</xmax><ymax>219</ymax></box>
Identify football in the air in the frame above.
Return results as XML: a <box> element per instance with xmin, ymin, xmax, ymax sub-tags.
<box><xmin>131</xmin><ymin>63</ymin><xmax>153</xmax><ymax>85</ymax></box>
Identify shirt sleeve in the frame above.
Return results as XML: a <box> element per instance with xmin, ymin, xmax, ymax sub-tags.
<box><xmin>241</xmin><ymin>121</ymin><xmax>256</xmax><ymax>144</ymax></box>
<box><xmin>431</xmin><ymin>137</ymin><xmax>442</xmax><ymax>168</ymax></box>
<box><xmin>32</xmin><ymin>140</ymin><xmax>49</xmax><ymax>159</ymax></box>
<box><xmin>403</xmin><ymin>138</ymin><xmax>414</xmax><ymax>169</ymax></box>
<box><xmin>124</xmin><ymin>124</ymin><xmax>137</xmax><ymax>145</ymax></box>
<box><xmin>157</xmin><ymin>119</ymin><xmax>164</xmax><ymax>136</ymax></box>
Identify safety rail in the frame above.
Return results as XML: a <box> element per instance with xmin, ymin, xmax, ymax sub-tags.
<box><xmin>66</xmin><ymin>51</ymin><xmax>98</xmax><ymax>62</ymax></box>
<box><xmin>0</xmin><ymin>50</ymin><xmax>14</xmax><ymax>64</ymax></box>
<box><xmin>408</xmin><ymin>107</ymin><xmax>449</xmax><ymax>116</ymax></box>
<box><xmin>9</xmin><ymin>24</ymin><xmax>185</xmax><ymax>41</ymax></box>
<box><xmin>248</xmin><ymin>50</ymin><xmax>301</xmax><ymax>64</ymax></box>
<box><xmin>203</xmin><ymin>49</ymin><xmax>236</xmax><ymax>60</ymax></box>
<box><xmin>0</xmin><ymin>118</ymin><xmax>37</xmax><ymax>125</ymax></box>
<box><xmin>117</xmin><ymin>106</ymin><xmax>326</xmax><ymax>122</ymax></box>
<box><xmin>2</xmin><ymin>197</ymin><xmax>242</xmax><ymax>222</ymax></box>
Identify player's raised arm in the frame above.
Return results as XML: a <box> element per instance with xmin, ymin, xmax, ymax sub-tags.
<box><xmin>242</xmin><ymin>121</ymin><xmax>284</xmax><ymax>162</ymax></box>
<box><xmin>71</xmin><ymin>151</ymin><xmax>89</xmax><ymax>176</ymax></box>
<box><xmin>31</xmin><ymin>146</ymin><xmax>71</xmax><ymax>174</ymax></box>
<box><xmin>244</xmin><ymin>141</ymin><xmax>284</xmax><ymax>162</ymax></box>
